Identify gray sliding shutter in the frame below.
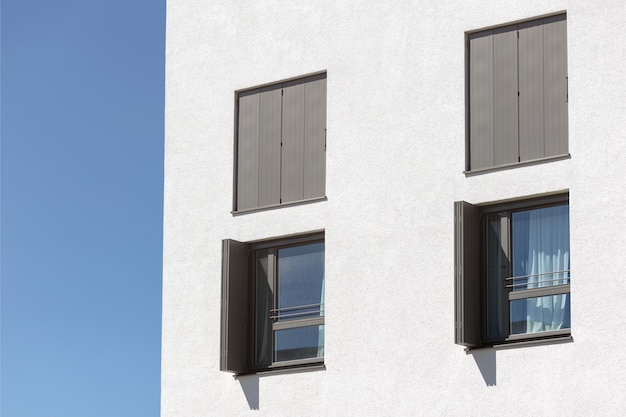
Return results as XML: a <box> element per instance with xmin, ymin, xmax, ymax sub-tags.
<box><xmin>454</xmin><ymin>201</ymin><xmax>481</xmax><ymax>347</ymax></box>
<box><xmin>220</xmin><ymin>239</ymin><xmax>249</xmax><ymax>373</ymax></box>
<box><xmin>237</xmin><ymin>87</ymin><xmax>282</xmax><ymax>211</ymax></box>
<box><xmin>468</xmin><ymin>14</ymin><xmax>567</xmax><ymax>171</ymax></box>
<box><xmin>236</xmin><ymin>73</ymin><xmax>326</xmax><ymax>210</ymax></box>
<box><xmin>518</xmin><ymin>14</ymin><xmax>568</xmax><ymax>162</ymax></box>
<box><xmin>469</xmin><ymin>28</ymin><xmax>518</xmax><ymax>170</ymax></box>
<box><xmin>303</xmin><ymin>74</ymin><xmax>327</xmax><ymax>199</ymax></box>
<box><xmin>280</xmin><ymin>73</ymin><xmax>327</xmax><ymax>204</ymax></box>
<box><xmin>469</xmin><ymin>31</ymin><xmax>495</xmax><ymax>171</ymax></box>
<box><xmin>237</xmin><ymin>91</ymin><xmax>260</xmax><ymax>211</ymax></box>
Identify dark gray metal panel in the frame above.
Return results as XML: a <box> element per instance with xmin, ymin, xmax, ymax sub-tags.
<box><xmin>469</xmin><ymin>31</ymin><xmax>495</xmax><ymax>170</ymax></box>
<box><xmin>258</xmin><ymin>86</ymin><xmax>282</xmax><ymax>207</ymax></box>
<box><xmin>454</xmin><ymin>201</ymin><xmax>481</xmax><ymax>347</ymax></box>
<box><xmin>493</xmin><ymin>26</ymin><xmax>519</xmax><ymax>166</ymax></box>
<box><xmin>221</xmin><ymin>239</ymin><xmax>250</xmax><ymax>373</ymax></box>
<box><xmin>280</xmin><ymin>81</ymin><xmax>306</xmax><ymax>204</ymax></box>
<box><xmin>236</xmin><ymin>91</ymin><xmax>260</xmax><ymax>211</ymax></box>
<box><xmin>542</xmin><ymin>15</ymin><xmax>568</xmax><ymax>157</ymax></box>
<box><xmin>303</xmin><ymin>74</ymin><xmax>326</xmax><ymax>200</ymax></box>
<box><xmin>518</xmin><ymin>20</ymin><xmax>545</xmax><ymax>161</ymax></box>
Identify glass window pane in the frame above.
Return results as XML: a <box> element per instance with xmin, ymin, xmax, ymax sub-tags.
<box><xmin>510</xmin><ymin>293</ymin><xmax>571</xmax><ymax>335</ymax></box>
<box><xmin>511</xmin><ymin>204</ymin><xmax>570</xmax><ymax>291</ymax></box>
<box><xmin>276</xmin><ymin>242</ymin><xmax>324</xmax><ymax>321</ymax></box>
<box><xmin>274</xmin><ymin>325</ymin><xmax>324</xmax><ymax>362</ymax></box>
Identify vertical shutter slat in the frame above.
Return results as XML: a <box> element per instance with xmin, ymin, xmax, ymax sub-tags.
<box><xmin>542</xmin><ymin>15</ymin><xmax>568</xmax><ymax>157</ymax></box>
<box><xmin>220</xmin><ymin>239</ymin><xmax>250</xmax><ymax>373</ymax></box>
<box><xmin>258</xmin><ymin>86</ymin><xmax>282</xmax><ymax>207</ymax></box>
<box><xmin>454</xmin><ymin>201</ymin><xmax>481</xmax><ymax>347</ymax></box>
<box><xmin>236</xmin><ymin>91</ymin><xmax>260</xmax><ymax>211</ymax></box>
<box><xmin>281</xmin><ymin>80</ymin><xmax>306</xmax><ymax>203</ymax></box>
<box><xmin>493</xmin><ymin>26</ymin><xmax>519</xmax><ymax>166</ymax></box>
<box><xmin>303</xmin><ymin>74</ymin><xmax>327</xmax><ymax>199</ymax></box>
<box><xmin>469</xmin><ymin>32</ymin><xmax>495</xmax><ymax>170</ymax></box>
<box><xmin>518</xmin><ymin>20</ymin><xmax>545</xmax><ymax>161</ymax></box>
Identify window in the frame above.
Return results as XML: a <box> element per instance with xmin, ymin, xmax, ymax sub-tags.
<box><xmin>466</xmin><ymin>14</ymin><xmax>568</xmax><ymax>171</ymax></box>
<box><xmin>454</xmin><ymin>194</ymin><xmax>570</xmax><ymax>348</ymax></box>
<box><xmin>221</xmin><ymin>232</ymin><xmax>325</xmax><ymax>373</ymax></box>
<box><xmin>234</xmin><ymin>72</ymin><xmax>327</xmax><ymax>212</ymax></box>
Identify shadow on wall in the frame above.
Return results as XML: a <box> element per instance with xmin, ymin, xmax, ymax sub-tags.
<box><xmin>238</xmin><ymin>375</ymin><xmax>260</xmax><ymax>410</ymax></box>
<box><xmin>469</xmin><ymin>349</ymin><xmax>496</xmax><ymax>386</ymax></box>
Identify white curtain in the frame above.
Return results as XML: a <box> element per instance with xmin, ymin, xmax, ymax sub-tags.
<box><xmin>520</xmin><ymin>205</ymin><xmax>570</xmax><ymax>333</ymax></box>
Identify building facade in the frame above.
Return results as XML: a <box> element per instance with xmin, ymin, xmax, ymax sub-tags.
<box><xmin>162</xmin><ymin>1</ymin><xmax>626</xmax><ymax>415</ymax></box>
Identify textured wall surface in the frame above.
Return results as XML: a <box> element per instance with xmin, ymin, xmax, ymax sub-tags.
<box><xmin>162</xmin><ymin>1</ymin><xmax>626</xmax><ymax>415</ymax></box>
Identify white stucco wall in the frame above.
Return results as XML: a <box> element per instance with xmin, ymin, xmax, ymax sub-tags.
<box><xmin>162</xmin><ymin>1</ymin><xmax>626</xmax><ymax>415</ymax></box>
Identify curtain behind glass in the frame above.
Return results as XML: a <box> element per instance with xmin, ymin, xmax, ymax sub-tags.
<box><xmin>512</xmin><ymin>205</ymin><xmax>570</xmax><ymax>334</ymax></box>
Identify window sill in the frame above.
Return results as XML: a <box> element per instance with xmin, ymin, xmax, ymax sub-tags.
<box><xmin>233</xmin><ymin>362</ymin><xmax>325</xmax><ymax>379</ymax></box>
<box><xmin>464</xmin><ymin>153</ymin><xmax>571</xmax><ymax>176</ymax></box>
<box><xmin>232</xmin><ymin>196</ymin><xmax>327</xmax><ymax>216</ymax></box>
<box><xmin>464</xmin><ymin>332</ymin><xmax>572</xmax><ymax>353</ymax></box>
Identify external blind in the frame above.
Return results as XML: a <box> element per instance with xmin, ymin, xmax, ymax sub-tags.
<box><xmin>220</xmin><ymin>239</ymin><xmax>250</xmax><ymax>373</ymax></box>
<box><xmin>236</xmin><ymin>73</ymin><xmax>327</xmax><ymax>211</ymax></box>
<box><xmin>468</xmin><ymin>14</ymin><xmax>567</xmax><ymax>171</ymax></box>
<box><xmin>454</xmin><ymin>201</ymin><xmax>481</xmax><ymax>347</ymax></box>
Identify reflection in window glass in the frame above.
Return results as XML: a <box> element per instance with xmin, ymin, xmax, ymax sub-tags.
<box><xmin>277</xmin><ymin>243</ymin><xmax>324</xmax><ymax>321</ymax></box>
<box><xmin>274</xmin><ymin>325</ymin><xmax>324</xmax><ymax>362</ymax></box>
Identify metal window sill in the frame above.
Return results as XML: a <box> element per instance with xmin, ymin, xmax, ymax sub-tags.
<box><xmin>233</xmin><ymin>363</ymin><xmax>325</xmax><ymax>379</ymax></box>
<box><xmin>464</xmin><ymin>153</ymin><xmax>571</xmax><ymax>176</ymax></box>
<box><xmin>232</xmin><ymin>196</ymin><xmax>327</xmax><ymax>216</ymax></box>
<box><xmin>464</xmin><ymin>333</ymin><xmax>572</xmax><ymax>353</ymax></box>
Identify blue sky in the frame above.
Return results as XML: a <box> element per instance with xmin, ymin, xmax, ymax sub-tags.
<box><xmin>1</xmin><ymin>1</ymin><xmax>165</xmax><ymax>416</ymax></box>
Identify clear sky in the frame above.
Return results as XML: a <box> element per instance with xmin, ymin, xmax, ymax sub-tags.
<box><xmin>1</xmin><ymin>1</ymin><xmax>165</xmax><ymax>416</ymax></box>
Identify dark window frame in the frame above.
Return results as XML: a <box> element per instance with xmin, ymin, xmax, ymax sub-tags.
<box><xmin>465</xmin><ymin>12</ymin><xmax>569</xmax><ymax>173</ymax></box>
<box><xmin>221</xmin><ymin>232</ymin><xmax>325</xmax><ymax>374</ymax></box>
<box><xmin>454</xmin><ymin>193</ymin><xmax>570</xmax><ymax>348</ymax></box>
